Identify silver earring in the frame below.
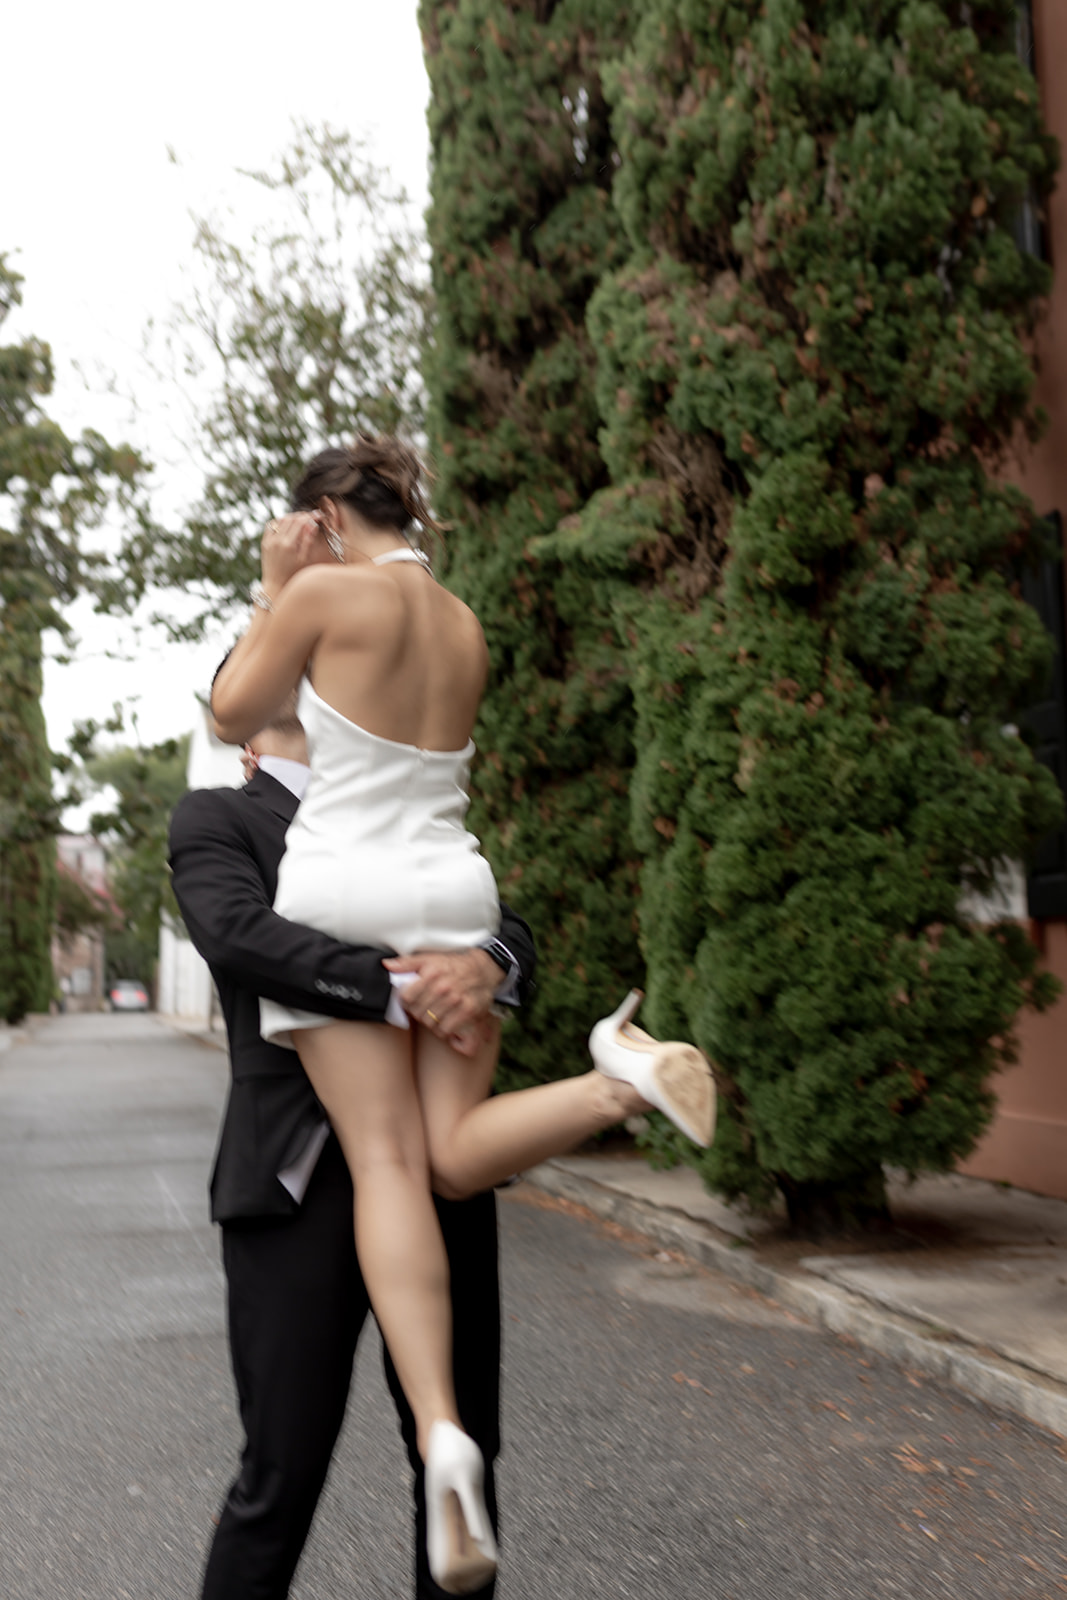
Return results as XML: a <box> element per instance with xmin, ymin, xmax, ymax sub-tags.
<box><xmin>325</xmin><ymin>526</ymin><xmax>346</xmax><ymax>563</ymax></box>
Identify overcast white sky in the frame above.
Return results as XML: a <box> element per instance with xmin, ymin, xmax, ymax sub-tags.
<box><xmin>2</xmin><ymin>1</ymin><xmax>432</xmax><ymax>808</ymax></box>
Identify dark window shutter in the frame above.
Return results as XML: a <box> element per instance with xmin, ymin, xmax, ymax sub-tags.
<box><xmin>1011</xmin><ymin>1</ymin><xmax>1049</xmax><ymax>263</ymax></box>
<box><xmin>1021</xmin><ymin>513</ymin><xmax>1067</xmax><ymax>918</ymax></box>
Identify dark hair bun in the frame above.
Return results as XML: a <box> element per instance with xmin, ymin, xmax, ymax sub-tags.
<box><xmin>290</xmin><ymin>433</ymin><xmax>442</xmax><ymax>541</ymax></box>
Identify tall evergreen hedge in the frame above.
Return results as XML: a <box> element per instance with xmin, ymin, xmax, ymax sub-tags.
<box><xmin>555</xmin><ymin>0</ymin><xmax>1061</xmax><ymax>1224</ymax></box>
<box><xmin>0</xmin><ymin>542</ymin><xmax>58</xmax><ymax>1022</ymax></box>
<box><xmin>420</xmin><ymin>0</ymin><xmax>642</xmax><ymax>1084</ymax></box>
<box><xmin>1</xmin><ymin>264</ymin><xmax>58</xmax><ymax>1021</ymax></box>
<box><xmin>0</xmin><ymin>258</ymin><xmax>144</xmax><ymax>1023</ymax></box>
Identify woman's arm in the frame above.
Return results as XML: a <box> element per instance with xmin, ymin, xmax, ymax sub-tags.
<box><xmin>211</xmin><ymin>514</ymin><xmax>334</xmax><ymax>745</ymax></box>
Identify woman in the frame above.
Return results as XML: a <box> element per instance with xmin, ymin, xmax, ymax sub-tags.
<box><xmin>211</xmin><ymin>435</ymin><xmax>714</xmax><ymax>1595</ymax></box>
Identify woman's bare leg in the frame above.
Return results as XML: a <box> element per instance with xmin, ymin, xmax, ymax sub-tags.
<box><xmin>293</xmin><ymin>1020</ymin><xmax>460</xmax><ymax>1460</ymax></box>
<box><xmin>417</xmin><ymin>1022</ymin><xmax>646</xmax><ymax>1201</ymax></box>
<box><xmin>293</xmin><ymin>1018</ymin><xmax>646</xmax><ymax>1445</ymax></box>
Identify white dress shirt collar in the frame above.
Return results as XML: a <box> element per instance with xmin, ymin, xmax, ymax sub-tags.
<box><xmin>256</xmin><ymin>754</ymin><xmax>313</xmax><ymax>801</ymax></box>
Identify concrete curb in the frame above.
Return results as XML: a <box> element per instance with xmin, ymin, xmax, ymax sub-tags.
<box><xmin>527</xmin><ymin>1158</ymin><xmax>1067</xmax><ymax>1440</ymax></box>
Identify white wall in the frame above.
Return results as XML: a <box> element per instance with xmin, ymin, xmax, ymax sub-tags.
<box><xmin>958</xmin><ymin>859</ymin><xmax>1028</xmax><ymax>926</ymax></box>
<box><xmin>157</xmin><ymin>915</ymin><xmax>217</xmax><ymax>1024</ymax></box>
<box><xmin>186</xmin><ymin>699</ymin><xmax>246</xmax><ymax>790</ymax></box>
<box><xmin>159</xmin><ymin>699</ymin><xmax>245</xmax><ymax>1023</ymax></box>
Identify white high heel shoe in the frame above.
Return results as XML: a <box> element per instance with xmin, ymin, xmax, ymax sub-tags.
<box><xmin>425</xmin><ymin>1420</ymin><xmax>498</xmax><ymax>1595</ymax></box>
<box><xmin>589</xmin><ymin>989</ymin><xmax>716</xmax><ymax>1148</ymax></box>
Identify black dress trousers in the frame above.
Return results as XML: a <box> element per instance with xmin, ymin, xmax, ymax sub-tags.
<box><xmin>200</xmin><ymin>1136</ymin><xmax>501</xmax><ymax>1600</ymax></box>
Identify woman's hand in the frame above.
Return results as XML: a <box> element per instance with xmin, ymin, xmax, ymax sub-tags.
<box><xmin>260</xmin><ymin>512</ymin><xmax>333</xmax><ymax>599</ymax></box>
<box><xmin>213</xmin><ymin>543</ymin><xmax>334</xmax><ymax>745</ymax></box>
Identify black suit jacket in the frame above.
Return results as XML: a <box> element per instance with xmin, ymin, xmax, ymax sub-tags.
<box><xmin>168</xmin><ymin>769</ymin><xmax>535</xmax><ymax>1223</ymax></box>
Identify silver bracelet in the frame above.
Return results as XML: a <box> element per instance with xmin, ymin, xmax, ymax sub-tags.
<box><xmin>249</xmin><ymin>581</ymin><xmax>274</xmax><ymax>612</ymax></box>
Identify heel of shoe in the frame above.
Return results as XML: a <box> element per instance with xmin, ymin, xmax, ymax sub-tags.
<box><xmin>613</xmin><ymin>987</ymin><xmax>644</xmax><ymax>1028</ymax></box>
<box><xmin>425</xmin><ymin>1422</ymin><xmax>498</xmax><ymax>1596</ymax></box>
<box><xmin>588</xmin><ymin>987</ymin><xmax>644</xmax><ymax>1063</ymax></box>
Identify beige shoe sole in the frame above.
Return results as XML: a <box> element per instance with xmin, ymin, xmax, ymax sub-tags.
<box><xmin>650</xmin><ymin>1043</ymin><xmax>716</xmax><ymax>1147</ymax></box>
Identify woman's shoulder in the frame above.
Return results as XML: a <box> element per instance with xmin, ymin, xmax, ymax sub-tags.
<box><xmin>283</xmin><ymin>562</ymin><xmax>483</xmax><ymax>655</ymax></box>
<box><xmin>446</xmin><ymin>591</ymin><xmax>489</xmax><ymax>678</ymax></box>
<box><xmin>281</xmin><ymin>562</ymin><xmax>404</xmax><ymax>614</ymax></box>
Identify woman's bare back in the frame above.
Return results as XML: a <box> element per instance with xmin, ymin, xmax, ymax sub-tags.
<box><xmin>300</xmin><ymin>559</ymin><xmax>488</xmax><ymax>753</ymax></box>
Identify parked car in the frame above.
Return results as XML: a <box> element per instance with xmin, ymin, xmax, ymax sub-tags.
<box><xmin>108</xmin><ymin>979</ymin><xmax>150</xmax><ymax>1012</ymax></box>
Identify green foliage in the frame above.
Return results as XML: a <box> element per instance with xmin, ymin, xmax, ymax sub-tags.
<box><xmin>0</xmin><ymin>256</ymin><xmax>146</xmax><ymax>1022</ymax></box>
<box><xmin>0</xmin><ymin>545</ymin><xmax>57</xmax><ymax>1021</ymax></box>
<box><xmin>122</xmin><ymin>124</ymin><xmax>431</xmax><ymax>640</ymax></box>
<box><xmin>560</xmin><ymin>0</ymin><xmax>1062</xmax><ymax>1216</ymax></box>
<box><xmin>420</xmin><ymin>0</ymin><xmax>646</xmax><ymax>1085</ymax></box>
<box><xmin>54</xmin><ymin>863</ymin><xmax>115</xmax><ymax>947</ymax></box>
<box><xmin>78</xmin><ymin>731</ymin><xmax>190</xmax><ymax>984</ymax></box>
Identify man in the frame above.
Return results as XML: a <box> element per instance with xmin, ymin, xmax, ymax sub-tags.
<box><xmin>169</xmin><ymin>694</ymin><xmax>534</xmax><ymax>1600</ymax></box>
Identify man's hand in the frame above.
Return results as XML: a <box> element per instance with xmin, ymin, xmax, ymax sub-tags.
<box><xmin>383</xmin><ymin>949</ymin><xmax>501</xmax><ymax>1058</ymax></box>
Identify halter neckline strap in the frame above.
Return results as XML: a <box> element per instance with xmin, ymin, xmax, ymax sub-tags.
<box><xmin>371</xmin><ymin>547</ymin><xmax>432</xmax><ymax>570</ymax></box>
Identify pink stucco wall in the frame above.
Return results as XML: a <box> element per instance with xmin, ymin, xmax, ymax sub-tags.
<box><xmin>962</xmin><ymin>0</ymin><xmax>1067</xmax><ymax>1198</ymax></box>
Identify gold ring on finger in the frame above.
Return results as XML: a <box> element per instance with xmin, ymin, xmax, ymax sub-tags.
<box><xmin>426</xmin><ymin>1010</ymin><xmax>438</xmax><ymax>1023</ymax></box>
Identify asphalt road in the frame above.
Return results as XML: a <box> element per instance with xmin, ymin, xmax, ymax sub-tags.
<box><xmin>1</xmin><ymin>1013</ymin><xmax>1066</xmax><ymax>1600</ymax></box>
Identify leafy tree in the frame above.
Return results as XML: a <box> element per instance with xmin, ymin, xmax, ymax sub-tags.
<box><xmin>0</xmin><ymin>256</ymin><xmax>145</xmax><ymax>1022</ymax></box>
<box><xmin>554</xmin><ymin>0</ymin><xmax>1062</xmax><ymax>1229</ymax></box>
<box><xmin>0</xmin><ymin>541</ymin><xmax>57</xmax><ymax>1020</ymax></box>
<box><xmin>420</xmin><ymin>0</ymin><xmax>644</xmax><ymax>1087</ymax></box>
<box><xmin>121</xmin><ymin>124</ymin><xmax>431</xmax><ymax>641</ymax></box>
<box><xmin>71</xmin><ymin>729</ymin><xmax>190</xmax><ymax>988</ymax></box>
<box><xmin>53</xmin><ymin>862</ymin><xmax>116</xmax><ymax>949</ymax></box>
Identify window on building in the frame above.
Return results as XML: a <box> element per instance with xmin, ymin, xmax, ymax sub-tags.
<box><xmin>1011</xmin><ymin>0</ymin><xmax>1047</xmax><ymax>261</ymax></box>
<box><xmin>1021</xmin><ymin>515</ymin><xmax>1067</xmax><ymax>918</ymax></box>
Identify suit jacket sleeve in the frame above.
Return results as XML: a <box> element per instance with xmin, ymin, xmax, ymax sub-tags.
<box><xmin>169</xmin><ymin>788</ymin><xmax>537</xmax><ymax>1018</ymax></box>
<box><xmin>168</xmin><ymin>787</ymin><xmax>393</xmax><ymax>1020</ymax></box>
<box><xmin>495</xmin><ymin>903</ymin><xmax>535</xmax><ymax>1007</ymax></box>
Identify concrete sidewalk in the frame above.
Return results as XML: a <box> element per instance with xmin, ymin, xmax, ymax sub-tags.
<box><xmin>528</xmin><ymin>1153</ymin><xmax>1067</xmax><ymax>1439</ymax></box>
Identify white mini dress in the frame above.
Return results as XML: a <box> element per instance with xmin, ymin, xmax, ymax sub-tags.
<box><xmin>260</xmin><ymin>553</ymin><xmax>501</xmax><ymax>1049</ymax></box>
